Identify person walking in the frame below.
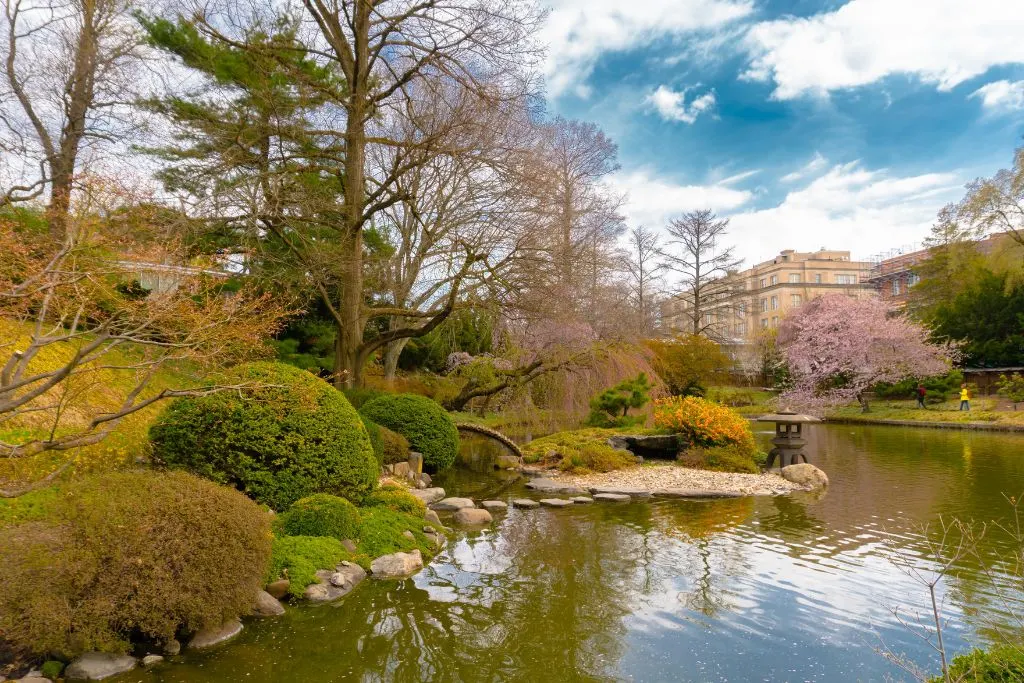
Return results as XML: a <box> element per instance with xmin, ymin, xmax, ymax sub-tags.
<box><xmin>916</xmin><ymin>383</ymin><xmax>927</xmax><ymax>409</ymax></box>
<box><xmin>959</xmin><ymin>384</ymin><xmax>970</xmax><ymax>411</ymax></box>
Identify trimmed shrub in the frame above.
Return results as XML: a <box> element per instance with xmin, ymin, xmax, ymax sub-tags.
<box><xmin>357</xmin><ymin>507</ymin><xmax>434</xmax><ymax>560</ymax></box>
<box><xmin>521</xmin><ymin>429</ymin><xmax>637</xmax><ymax>474</ymax></box>
<box><xmin>149</xmin><ymin>362</ymin><xmax>378</xmax><ymax>510</ymax></box>
<box><xmin>930</xmin><ymin>646</ymin><xmax>1024</xmax><ymax>683</ymax></box>
<box><xmin>362</xmin><ymin>417</ymin><xmax>411</xmax><ymax>466</ymax></box>
<box><xmin>359</xmin><ymin>393</ymin><xmax>459</xmax><ymax>471</ymax></box>
<box><xmin>363</xmin><ymin>483</ymin><xmax>426</xmax><ymax>516</ymax></box>
<box><xmin>677</xmin><ymin>444</ymin><xmax>761</xmax><ymax>474</ymax></box>
<box><xmin>653</xmin><ymin>396</ymin><xmax>757</xmax><ymax>456</ymax></box>
<box><xmin>267</xmin><ymin>535</ymin><xmax>348</xmax><ymax>598</ymax></box>
<box><xmin>0</xmin><ymin>471</ymin><xmax>272</xmax><ymax>658</ymax></box>
<box><xmin>276</xmin><ymin>494</ymin><xmax>360</xmax><ymax>542</ymax></box>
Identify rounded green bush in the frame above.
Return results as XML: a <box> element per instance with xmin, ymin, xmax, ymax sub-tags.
<box><xmin>149</xmin><ymin>362</ymin><xmax>378</xmax><ymax>510</ymax></box>
<box><xmin>363</xmin><ymin>483</ymin><xmax>426</xmax><ymax>516</ymax></box>
<box><xmin>0</xmin><ymin>471</ymin><xmax>271</xmax><ymax>658</ymax></box>
<box><xmin>359</xmin><ymin>393</ymin><xmax>459</xmax><ymax>471</ymax></box>
<box><xmin>277</xmin><ymin>494</ymin><xmax>360</xmax><ymax>541</ymax></box>
<box><xmin>361</xmin><ymin>418</ymin><xmax>411</xmax><ymax>466</ymax></box>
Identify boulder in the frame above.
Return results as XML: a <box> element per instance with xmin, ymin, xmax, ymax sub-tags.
<box><xmin>305</xmin><ymin>564</ymin><xmax>367</xmax><ymax>602</ymax></box>
<box><xmin>141</xmin><ymin>655</ymin><xmax>164</xmax><ymax>668</ymax></box>
<box><xmin>495</xmin><ymin>454</ymin><xmax>521</xmax><ymax>469</ymax></box>
<box><xmin>589</xmin><ymin>487</ymin><xmax>652</xmax><ymax>498</ymax></box>
<box><xmin>431</xmin><ymin>497</ymin><xmax>475</xmax><ymax>511</ymax></box>
<box><xmin>525</xmin><ymin>479</ymin><xmax>586</xmax><ymax>495</ymax></box>
<box><xmin>402</xmin><ymin>529</ymin><xmax>416</xmax><ymax>541</ymax></box>
<box><xmin>411</xmin><ymin>487</ymin><xmax>446</xmax><ymax>505</ymax></box>
<box><xmin>606</xmin><ymin>434</ymin><xmax>680</xmax><ymax>458</ymax></box>
<box><xmin>424</xmin><ymin>509</ymin><xmax>443</xmax><ymax>526</ymax></box>
<box><xmin>539</xmin><ymin>498</ymin><xmax>573</xmax><ymax>507</ymax></box>
<box><xmin>593</xmin><ymin>492</ymin><xmax>631</xmax><ymax>502</ymax></box>
<box><xmin>252</xmin><ymin>590</ymin><xmax>285</xmax><ymax>617</ymax></box>
<box><xmin>188</xmin><ymin>619</ymin><xmax>242</xmax><ymax>649</ymax></box>
<box><xmin>341</xmin><ymin>538</ymin><xmax>358</xmax><ymax>553</ymax></box>
<box><xmin>371</xmin><ymin>549</ymin><xmax>424</xmax><ymax>578</ymax></box>
<box><xmin>65</xmin><ymin>653</ymin><xmax>137</xmax><ymax>680</ymax></box>
<box><xmin>653</xmin><ymin>488</ymin><xmax>743</xmax><ymax>499</ymax></box>
<box><xmin>571</xmin><ymin>496</ymin><xmax>594</xmax><ymax>504</ymax></box>
<box><xmin>781</xmin><ymin>463</ymin><xmax>829</xmax><ymax>489</ymax></box>
<box><xmin>453</xmin><ymin>507</ymin><xmax>493</xmax><ymax>525</ymax></box>
<box><xmin>162</xmin><ymin>639</ymin><xmax>181</xmax><ymax>656</ymax></box>
<box><xmin>391</xmin><ymin>461</ymin><xmax>410</xmax><ymax>477</ymax></box>
<box><xmin>424</xmin><ymin>532</ymin><xmax>445</xmax><ymax>550</ymax></box>
<box><xmin>419</xmin><ymin>472</ymin><xmax>432</xmax><ymax>486</ymax></box>
<box><xmin>265</xmin><ymin>579</ymin><xmax>290</xmax><ymax>600</ymax></box>
<box><xmin>512</xmin><ymin>498</ymin><xmax>540</xmax><ymax>509</ymax></box>
<box><xmin>481</xmin><ymin>500</ymin><xmax>508</xmax><ymax>511</ymax></box>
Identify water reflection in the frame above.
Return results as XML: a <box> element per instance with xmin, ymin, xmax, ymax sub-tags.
<box><xmin>126</xmin><ymin>424</ymin><xmax>1024</xmax><ymax>683</ymax></box>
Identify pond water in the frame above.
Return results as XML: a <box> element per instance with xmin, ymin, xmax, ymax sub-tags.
<box><xmin>118</xmin><ymin>424</ymin><xmax>1024</xmax><ymax>682</ymax></box>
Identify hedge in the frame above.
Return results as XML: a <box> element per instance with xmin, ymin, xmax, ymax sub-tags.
<box><xmin>359</xmin><ymin>393</ymin><xmax>459</xmax><ymax>471</ymax></box>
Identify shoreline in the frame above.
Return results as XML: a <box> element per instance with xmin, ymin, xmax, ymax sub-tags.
<box><xmin>544</xmin><ymin>465</ymin><xmax>808</xmax><ymax>497</ymax></box>
<box><xmin>819</xmin><ymin>416</ymin><xmax>1024</xmax><ymax>433</ymax></box>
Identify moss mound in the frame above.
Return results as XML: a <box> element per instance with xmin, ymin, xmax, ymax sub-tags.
<box><xmin>267</xmin><ymin>535</ymin><xmax>350</xmax><ymax>598</ymax></box>
<box><xmin>359</xmin><ymin>393</ymin><xmax>459</xmax><ymax>471</ymax></box>
<box><xmin>0</xmin><ymin>471</ymin><xmax>271</xmax><ymax>658</ymax></box>
<box><xmin>521</xmin><ymin>428</ymin><xmax>637</xmax><ymax>474</ymax></box>
<box><xmin>362</xmin><ymin>417</ymin><xmax>412</xmax><ymax>466</ymax></box>
<box><xmin>677</xmin><ymin>444</ymin><xmax>762</xmax><ymax>474</ymax></box>
<box><xmin>149</xmin><ymin>361</ymin><xmax>378</xmax><ymax>509</ymax></box>
<box><xmin>276</xmin><ymin>494</ymin><xmax>360</xmax><ymax>542</ymax></box>
<box><xmin>363</xmin><ymin>483</ymin><xmax>426</xmax><ymax>516</ymax></box>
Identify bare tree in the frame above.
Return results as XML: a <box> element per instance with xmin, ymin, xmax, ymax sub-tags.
<box><xmin>660</xmin><ymin>209</ymin><xmax>742</xmax><ymax>338</ymax></box>
<box><xmin>1</xmin><ymin>0</ymin><xmax>142</xmax><ymax>237</ymax></box>
<box><xmin>624</xmin><ymin>225</ymin><xmax>664</xmax><ymax>336</ymax></box>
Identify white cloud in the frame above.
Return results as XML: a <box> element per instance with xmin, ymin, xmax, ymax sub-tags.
<box><xmin>541</xmin><ymin>0</ymin><xmax>754</xmax><ymax>98</ymax></box>
<box><xmin>780</xmin><ymin>152</ymin><xmax>828</xmax><ymax>183</ymax></box>
<box><xmin>970</xmin><ymin>79</ymin><xmax>1024</xmax><ymax>112</ymax></box>
<box><xmin>647</xmin><ymin>86</ymin><xmax>717</xmax><ymax>123</ymax></box>
<box><xmin>743</xmin><ymin>0</ymin><xmax>1024</xmax><ymax>99</ymax></box>
<box><xmin>726</xmin><ymin>162</ymin><xmax>963</xmax><ymax>265</ymax></box>
<box><xmin>612</xmin><ymin>169</ymin><xmax>755</xmax><ymax>229</ymax></box>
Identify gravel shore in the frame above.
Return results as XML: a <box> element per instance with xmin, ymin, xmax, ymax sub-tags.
<box><xmin>550</xmin><ymin>465</ymin><xmax>803</xmax><ymax>496</ymax></box>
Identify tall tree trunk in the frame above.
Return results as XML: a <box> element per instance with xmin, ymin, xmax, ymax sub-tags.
<box><xmin>383</xmin><ymin>334</ymin><xmax>410</xmax><ymax>381</ymax></box>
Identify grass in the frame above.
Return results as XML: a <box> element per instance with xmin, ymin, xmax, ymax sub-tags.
<box><xmin>705</xmin><ymin>386</ymin><xmax>776</xmax><ymax>416</ymax></box>
<box><xmin>828</xmin><ymin>398</ymin><xmax>1024</xmax><ymax>427</ymax></box>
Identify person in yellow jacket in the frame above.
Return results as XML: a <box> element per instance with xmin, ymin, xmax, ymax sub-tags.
<box><xmin>959</xmin><ymin>384</ymin><xmax>970</xmax><ymax>411</ymax></box>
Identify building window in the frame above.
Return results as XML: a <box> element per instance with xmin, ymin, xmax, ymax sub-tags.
<box><xmin>736</xmin><ymin>322</ymin><xmax>747</xmax><ymax>335</ymax></box>
<box><xmin>771</xmin><ymin>316</ymin><xmax>778</xmax><ymax>327</ymax></box>
<box><xmin>760</xmin><ymin>318</ymin><xmax>768</xmax><ymax>329</ymax></box>
<box><xmin>814</xmin><ymin>274</ymin><xmax>822</xmax><ymax>284</ymax></box>
<box><xmin>769</xmin><ymin>275</ymin><xmax>778</xmax><ymax>285</ymax></box>
<box><xmin>908</xmin><ymin>272</ymin><xmax>920</xmax><ymax>286</ymax></box>
<box><xmin>705</xmin><ymin>312</ymin><xmax>714</xmax><ymax>324</ymax></box>
<box><xmin>835</xmin><ymin>274</ymin><xmax>857</xmax><ymax>284</ymax></box>
<box><xmin>738</xmin><ymin>302</ymin><xmax>747</xmax><ymax>314</ymax></box>
<box><xmin>789</xmin><ymin>273</ymin><xmax>801</xmax><ymax>283</ymax></box>
<box><xmin>770</xmin><ymin>295</ymin><xmax>778</xmax><ymax>310</ymax></box>
<box><xmin>759</xmin><ymin>277</ymin><xmax>766</xmax><ymax>289</ymax></box>
<box><xmin>892</xmin><ymin>280</ymin><xmax>901</xmax><ymax>295</ymax></box>
<box><xmin>760</xmin><ymin>298</ymin><xmax>768</xmax><ymax>312</ymax></box>
<box><xmin>791</xmin><ymin>294</ymin><xmax>802</xmax><ymax>306</ymax></box>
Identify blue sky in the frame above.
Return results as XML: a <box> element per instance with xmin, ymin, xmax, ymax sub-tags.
<box><xmin>540</xmin><ymin>0</ymin><xmax>1024</xmax><ymax>265</ymax></box>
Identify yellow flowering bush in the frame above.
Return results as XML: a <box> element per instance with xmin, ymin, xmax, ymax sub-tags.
<box><xmin>653</xmin><ymin>396</ymin><xmax>756</xmax><ymax>455</ymax></box>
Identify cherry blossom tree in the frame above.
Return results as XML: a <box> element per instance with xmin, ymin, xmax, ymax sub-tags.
<box><xmin>777</xmin><ymin>294</ymin><xmax>957</xmax><ymax>413</ymax></box>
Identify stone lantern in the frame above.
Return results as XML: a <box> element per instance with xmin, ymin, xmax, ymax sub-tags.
<box><xmin>756</xmin><ymin>411</ymin><xmax>821</xmax><ymax>469</ymax></box>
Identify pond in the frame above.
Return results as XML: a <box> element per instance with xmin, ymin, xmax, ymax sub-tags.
<box><xmin>118</xmin><ymin>424</ymin><xmax>1024</xmax><ymax>682</ymax></box>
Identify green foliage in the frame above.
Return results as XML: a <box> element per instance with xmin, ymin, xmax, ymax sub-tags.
<box><xmin>398</xmin><ymin>308</ymin><xmax>496</xmax><ymax>373</ymax></box>
<box><xmin>271</xmin><ymin>317</ymin><xmax>336</xmax><ymax>374</ymax></box>
<box><xmin>645</xmin><ymin>335</ymin><xmax>731</xmax><ymax>396</ymax></box>
<box><xmin>586</xmin><ymin>373</ymin><xmax>652</xmax><ymax>428</ymax></box>
<box><xmin>356</xmin><ymin>507</ymin><xmax>434</xmax><ymax>560</ymax></box>
<box><xmin>359</xmin><ymin>393</ymin><xmax>459</xmax><ymax>472</ymax></box>
<box><xmin>345</xmin><ymin>386</ymin><xmax>386</xmax><ymax>409</ymax></box>
<box><xmin>930</xmin><ymin>646</ymin><xmax>1024</xmax><ymax>683</ymax></box>
<box><xmin>149</xmin><ymin>362</ymin><xmax>378</xmax><ymax>510</ymax></box>
<box><xmin>0</xmin><ymin>471</ymin><xmax>272</xmax><ymax>658</ymax></box>
<box><xmin>521</xmin><ymin>429</ymin><xmax>637</xmax><ymax>474</ymax></box>
<box><xmin>276</xmin><ymin>494</ymin><xmax>361</xmax><ymax>542</ymax></box>
<box><xmin>874</xmin><ymin>370</ymin><xmax>965</xmax><ymax>402</ymax></box>
<box><xmin>361</xmin><ymin>417</ymin><xmax>411</xmax><ymax>466</ymax></box>
<box><xmin>267</xmin><ymin>535</ymin><xmax>348</xmax><ymax>598</ymax></box>
<box><xmin>997</xmin><ymin>373</ymin><xmax>1024</xmax><ymax>406</ymax></box>
<box><xmin>677</xmin><ymin>444</ymin><xmax>762</xmax><ymax>474</ymax></box>
<box><xmin>40</xmin><ymin>661</ymin><xmax>64</xmax><ymax>679</ymax></box>
<box><xmin>363</xmin><ymin>484</ymin><xmax>426</xmax><ymax>516</ymax></box>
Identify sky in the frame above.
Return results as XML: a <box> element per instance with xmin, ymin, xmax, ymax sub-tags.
<box><xmin>540</xmin><ymin>0</ymin><xmax>1024</xmax><ymax>266</ymax></box>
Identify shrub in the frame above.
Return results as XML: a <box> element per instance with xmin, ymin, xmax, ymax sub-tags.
<box><xmin>653</xmin><ymin>396</ymin><xmax>756</xmax><ymax>455</ymax></box>
<box><xmin>363</xmin><ymin>483</ymin><xmax>426</xmax><ymax>516</ymax></box>
<box><xmin>0</xmin><ymin>471</ymin><xmax>272</xmax><ymax>658</ymax></box>
<box><xmin>359</xmin><ymin>393</ymin><xmax>459</xmax><ymax>471</ymax></box>
<box><xmin>150</xmin><ymin>361</ymin><xmax>378</xmax><ymax>509</ymax></box>
<box><xmin>361</xmin><ymin>417</ymin><xmax>411</xmax><ymax>466</ymax></box>
<box><xmin>357</xmin><ymin>507</ymin><xmax>434</xmax><ymax>560</ymax></box>
<box><xmin>930</xmin><ymin>646</ymin><xmax>1024</xmax><ymax>683</ymax></box>
<box><xmin>586</xmin><ymin>373</ymin><xmax>652</xmax><ymax>428</ymax></box>
<box><xmin>677</xmin><ymin>444</ymin><xmax>760</xmax><ymax>474</ymax></box>
<box><xmin>267</xmin><ymin>535</ymin><xmax>348</xmax><ymax>598</ymax></box>
<box><xmin>276</xmin><ymin>494</ymin><xmax>360</xmax><ymax>542</ymax></box>
<box><xmin>521</xmin><ymin>429</ymin><xmax>637</xmax><ymax>474</ymax></box>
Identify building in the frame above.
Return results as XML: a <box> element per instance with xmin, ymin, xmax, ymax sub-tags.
<box><xmin>661</xmin><ymin>248</ymin><xmax>876</xmax><ymax>370</ymax></box>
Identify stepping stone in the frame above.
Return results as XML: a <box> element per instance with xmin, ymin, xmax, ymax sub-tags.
<box><xmin>411</xmin><ymin>487</ymin><xmax>446</xmax><ymax>504</ymax></box>
<box><xmin>653</xmin><ymin>488</ymin><xmax>743</xmax><ymax>499</ymax></box>
<box><xmin>525</xmin><ymin>478</ymin><xmax>587</xmax><ymax>495</ymax></box>
<box><xmin>453</xmin><ymin>508</ymin><xmax>493</xmax><ymax>525</ymax></box>
<box><xmin>481</xmin><ymin>500</ymin><xmax>508</xmax><ymax>511</ymax></box>
<box><xmin>512</xmin><ymin>498</ymin><xmax>540</xmax><ymax>509</ymax></box>
<box><xmin>431</xmin><ymin>497</ymin><xmax>475</xmax><ymax>511</ymax></box>
<box><xmin>590</xmin><ymin>487</ymin><xmax>652</xmax><ymax>498</ymax></box>
<box><xmin>593</xmin><ymin>493</ymin><xmax>631</xmax><ymax>502</ymax></box>
<box><xmin>539</xmin><ymin>498</ymin><xmax>573</xmax><ymax>507</ymax></box>
<box><xmin>571</xmin><ymin>496</ymin><xmax>593</xmax><ymax>504</ymax></box>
